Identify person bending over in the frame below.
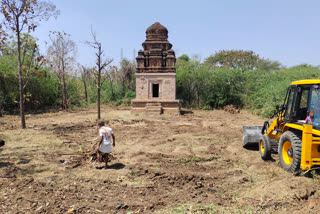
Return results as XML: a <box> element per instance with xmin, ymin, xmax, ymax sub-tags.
<box><xmin>97</xmin><ymin>121</ymin><xmax>115</xmax><ymax>169</ymax></box>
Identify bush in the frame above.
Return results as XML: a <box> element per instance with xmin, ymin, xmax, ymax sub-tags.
<box><xmin>177</xmin><ymin>55</ymin><xmax>320</xmax><ymax>117</ymax></box>
<box><xmin>247</xmin><ymin>65</ymin><xmax>320</xmax><ymax>117</ymax></box>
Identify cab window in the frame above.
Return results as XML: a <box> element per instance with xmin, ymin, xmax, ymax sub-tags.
<box><xmin>284</xmin><ymin>87</ymin><xmax>296</xmax><ymax>121</ymax></box>
<box><xmin>309</xmin><ymin>86</ymin><xmax>320</xmax><ymax>129</ymax></box>
<box><xmin>296</xmin><ymin>88</ymin><xmax>310</xmax><ymax>120</ymax></box>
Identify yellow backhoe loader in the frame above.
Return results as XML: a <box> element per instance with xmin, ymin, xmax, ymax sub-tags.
<box><xmin>243</xmin><ymin>80</ymin><xmax>320</xmax><ymax>173</ymax></box>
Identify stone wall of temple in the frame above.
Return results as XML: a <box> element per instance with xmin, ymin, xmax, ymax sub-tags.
<box><xmin>135</xmin><ymin>73</ymin><xmax>176</xmax><ymax>100</ymax></box>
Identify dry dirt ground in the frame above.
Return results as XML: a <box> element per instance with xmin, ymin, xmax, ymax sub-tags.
<box><xmin>0</xmin><ymin>105</ymin><xmax>320</xmax><ymax>213</ymax></box>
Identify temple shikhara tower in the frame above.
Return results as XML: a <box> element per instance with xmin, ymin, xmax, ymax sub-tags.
<box><xmin>131</xmin><ymin>22</ymin><xmax>180</xmax><ymax>114</ymax></box>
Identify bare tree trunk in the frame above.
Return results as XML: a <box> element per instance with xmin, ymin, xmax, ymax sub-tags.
<box><xmin>83</xmin><ymin>79</ymin><xmax>88</xmax><ymax>104</ymax></box>
<box><xmin>48</xmin><ymin>33</ymin><xmax>75</xmax><ymax>111</ymax></box>
<box><xmin>97</xmin><ymin>76</ymin><xmax>101</xmax><ymax>120</ymax></box>
<box><xmin>17</xmin><ymin>22</ymin><xmax>26</xmax><ymax>129</ymax></box>
<box><xmin>81</xmin><ymin>67</ymin><xmax>88</xmax><ymax>104</ymax></box>
<box><xmin>87</xmin><ymin>30</ymin><xmax>113</xmax><ymax>120</ymax></box>
<box><xmin>62</xmin><ymin>72</ymin><xmax>68</xmax><ymax>110</ymax></box>
<box><xmin>58</xmin><ymin>79</ymin><xmax>64</xmax><ymax>108</ymax></box>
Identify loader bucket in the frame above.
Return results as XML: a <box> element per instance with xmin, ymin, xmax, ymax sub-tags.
<box><xmin>242</xmin><ymin>126</ymin><xmax>263</xmax><ymax>148</ymax></box>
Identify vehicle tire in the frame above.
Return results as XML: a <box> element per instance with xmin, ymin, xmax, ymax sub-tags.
<box><xmin>279</xmin><ymin>131</ymin><xmax>302</xmax><ymax>173</ymax></box>
<box><xmin>259</xmin><ymin>135</ymin><xmax>272</xmax><ymax>160</ymax></box>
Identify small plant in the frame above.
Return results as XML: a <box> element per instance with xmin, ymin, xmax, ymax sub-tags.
<box><xmin>183</xmin><ymin>156</ymin><xmax>195</xmax><ymax>164</ymax></box>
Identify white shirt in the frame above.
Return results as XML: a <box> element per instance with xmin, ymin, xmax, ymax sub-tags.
<box><xmin>99</xmin><ymin>127</ymin><xmax>113</xmax><ymax>145</ymax></box>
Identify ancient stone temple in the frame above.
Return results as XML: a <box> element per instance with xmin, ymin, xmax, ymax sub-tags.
<box><xmin>131</xmin><ymin>22</ymin><xmax>180</xmax><ymax>114</ymax></box>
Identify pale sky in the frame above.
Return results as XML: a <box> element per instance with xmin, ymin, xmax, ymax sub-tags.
<box><xmin>30</xmin><ymin>0</ymin><xmax>320</xmax><ymax>68</ymax></box>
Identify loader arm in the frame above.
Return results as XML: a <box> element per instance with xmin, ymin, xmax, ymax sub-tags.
<box><xmin>265</xmin><ymin>115</ymin><xmax>284</xmax><ymax>141</ymax></box>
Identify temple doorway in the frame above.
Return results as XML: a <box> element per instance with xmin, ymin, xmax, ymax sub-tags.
<box><xmin>152</xmin><ymin>84</ymin><xmax>159</xmax><ymax>98</ymax></box>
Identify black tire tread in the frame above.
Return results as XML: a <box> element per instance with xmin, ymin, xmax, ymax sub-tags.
<box><xmin>259</xmin><ymin>135</ymin><xmax>272</xmax><ymax>160</ymax></box>
<box><xmin>279</xmin><ymin>131</ymin><xmax>302</xmax><ymax>173</ymax></box>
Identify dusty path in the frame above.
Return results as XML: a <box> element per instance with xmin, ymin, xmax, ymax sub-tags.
<box><xmin>0</xmin><ymin>105</ymin><xmax>319</xmax><ymax>213</ymax></box>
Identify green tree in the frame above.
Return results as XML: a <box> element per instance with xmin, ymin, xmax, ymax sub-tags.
<box><xmin>178</xmin><ymin>54</ymin><xmax>190</xmax><ymax>62</ymax></box>
<box><xmin>255</xmin><ymin>58</ymin><xmax>282</xmax><ymax>71</ymax></box>
<box><xmin>118</xmin><ymin>58</ymin><xmax>135</xmax><ymax>95</ymax></box>
<box><xmin>176</xmin><ymin>54</ymin><xmax>247</xmax><ymax>109</ymax></box>
<box><xmin>0</xmin><ymin>34</ymin><xmax>61</xmax><ymax>114</ymax></box>
<box><xmin>0</xmin><ymin>57</ymin><xmax>18</xmax><ymax>114</ymax></box>
<box><xmin>204</xmin><ymin>50</ymin><xmax>281</xmax><ymax>71</ymax></box>
<box><xmin>176</xmin><ymin>55</ymin><xmax>197</xmax><ymax>106</ymax></box>
<box><xmin>248</xmin><ymin>65</ymin><xmax>320</xmax><ymax>117</ymax></box>
<box><xmin>1</xmin><ymin>0</ymin><xmax>59</xmax><ymax>128</ymax></box>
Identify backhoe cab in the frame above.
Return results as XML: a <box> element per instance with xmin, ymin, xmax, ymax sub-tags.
<box><xmin>243</xmin><ymin>80</ymin><xmax>320</xmax><ymax>173</ymax></box>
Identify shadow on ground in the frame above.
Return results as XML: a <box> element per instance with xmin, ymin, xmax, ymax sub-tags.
<box><xmin>108</xmin><ymin>163</ymin><xmax>125</xmax><ymax>170</ymax></box>
<box><xmin>244</xmin><ymin>144</ymin><xmax>259</xmax><ymax>151</ymax></box>
<box><xmin>180</xmin><ymin>110</ymin><xmax>193</xmax><ymax>115</ymax></box>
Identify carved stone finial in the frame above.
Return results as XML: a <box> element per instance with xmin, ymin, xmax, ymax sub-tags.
<box><xmin>136</xmin><ymin>22</ymin><xmax>176</xmax><ymax>73</ymax></box>
<box><xmin>146</xmin><ymin>22</ymin><xmax>168</xmax><ymax>41</ymax></box>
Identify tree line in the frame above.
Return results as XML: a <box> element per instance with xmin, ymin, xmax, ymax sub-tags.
<box><xmin>0</xmin><ymin>33</ymin><xmax>136</xmax><ymax>115</ymax></box>
<box><xmin>0</xmin><ymin>0</ymin><xmax>135</xmax><ymax>128</ymax></box>
<box><xmin>176</xmin><ymin>52</ymin><xmax>320</xmax><ymax>117</ymax></box>
<box><xmin>1</xmin><ymin>1</ymin><xmax>320</xmax><ymax>128</ymax></box>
